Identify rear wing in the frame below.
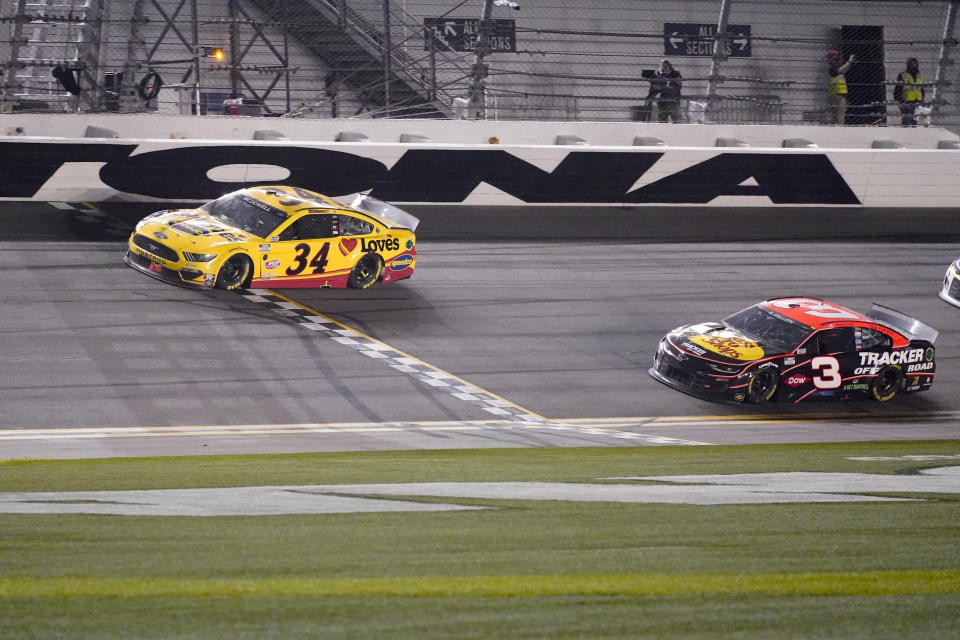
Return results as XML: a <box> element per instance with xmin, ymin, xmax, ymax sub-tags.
<box><xmin>351</xmin><ymin>195</ymin><xmax>420</xmax><ymax>232</ymax></box>
<box><xmin>867</xmin><ymin>303</ymin><xmax>939</xmax><ymax>344</ymax></box>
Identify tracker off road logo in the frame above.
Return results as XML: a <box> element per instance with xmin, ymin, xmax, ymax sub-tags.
<box><xmin>858</xmin><ymin>349</ymin><xmax>925</xmax><ymax>366</ymax></box>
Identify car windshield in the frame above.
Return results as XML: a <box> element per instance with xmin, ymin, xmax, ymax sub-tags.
<box><xmin>723</xmin><ymin>305</ymin><xmax>812</xmax><ymax>353</ymax></box>
<box><xmin>201</xmin><ymin>193</ymin><xmax>288</xmax><ymax>239</ymax></box>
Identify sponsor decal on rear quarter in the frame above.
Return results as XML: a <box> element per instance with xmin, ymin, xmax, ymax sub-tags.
<box><xmin>390</xmin><ymin>254</ymin><xmax>415</xmax><ymax>271</ymax></box>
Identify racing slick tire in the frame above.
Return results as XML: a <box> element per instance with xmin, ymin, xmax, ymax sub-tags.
<box><xmin>746</xmin><ymin>366</ymin><xmax>779</xmax><ymax>404</ymax></box>
<box><xmin>870</xmin><ymin>365</ymin><xmax>904</xmax><ymax>402</ymax></box>
<box><xmin>347</xmin><ymin>253</ymin><xmax>383</xmax><ymax>289</ymax></box>
<box><xmin>215</xmin><ymin>255</ymin><xmax>252</xmax><ymax>290</ymax></box>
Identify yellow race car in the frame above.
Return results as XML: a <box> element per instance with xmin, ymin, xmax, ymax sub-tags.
<box><xmin>124</xmin><ymin>186</ymin><xmax>418</xmax><ymax>290</ymax></box>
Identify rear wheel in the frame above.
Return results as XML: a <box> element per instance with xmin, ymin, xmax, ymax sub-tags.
<box><xmin>215</xmin><ymin>255</ymin><xmax>252</xmax><ymax>290</ymax></box>
<box><xmin>348</xmin><ymin>253</ymin><xmax>383</xmax><ymax>289</ymax></box>
<box><xmin>870</xmin><ymin>365</ymin><xmax>903</xmax><ymax>402</ymax></box>
<box><xmin>746</xmin><ymin>366</ymin><xmax>778</xmax><ymax>403</ymax></box>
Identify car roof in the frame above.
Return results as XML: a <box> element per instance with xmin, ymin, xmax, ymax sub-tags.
<box><xmin>241</xmin><ymin>186</ymin><xmax>342</xmax><ymax>213</ymax></box>
<box><xmin>758</xmin><ymin>297</ymin><xmax>873</xmax><ymax>330</ymax></box>
<box><xmin>241</xmin><ymin>186</ymin><xmax>400</xmax><ymax>228</ymax></box>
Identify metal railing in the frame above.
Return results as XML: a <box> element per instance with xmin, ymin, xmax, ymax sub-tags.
<box><xmin>1</xmin><ymin>0</ymin><xmax>958</xmax><ymax>133</ymax></box>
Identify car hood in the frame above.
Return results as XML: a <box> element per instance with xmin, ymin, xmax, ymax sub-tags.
<box><xmin>135</xmin><ymin>210</ymin><xmax>257</xmax><ymax>249</ymax></box>
<box><xmin>668</xmin><ymin>322</ymin><xmax>770</xmax><ymax>364</ymax></box>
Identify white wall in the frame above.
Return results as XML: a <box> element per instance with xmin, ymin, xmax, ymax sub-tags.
<box><xmin>1</xmin><ymin>112</ymin><xmax>958</xmax><ymax>208</ymax></box>
<box><xmin>3</xmin><ymin>111</ymin><xmax>957</xmax><ymax>147</ymax></box>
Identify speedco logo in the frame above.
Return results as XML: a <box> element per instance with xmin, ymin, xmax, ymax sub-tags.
<box><xmin>858</xmin><ymin>349</ymin><xmax>925</xmax><ymax>366</ymax></box>
<box><xmin>390</xmin><ymin>254</ymin><xmax>415</xmax><ymax>271</ymax></box>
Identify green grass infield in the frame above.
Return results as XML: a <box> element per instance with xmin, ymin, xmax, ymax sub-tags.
<box><xmin>1</xmin><ymin>441</ymin><xmax>958</xmax><ymax>639</ymax></box>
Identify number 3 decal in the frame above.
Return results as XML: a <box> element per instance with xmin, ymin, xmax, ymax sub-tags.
<box><xmin>811</xmin><ymin>356</ymin><xmax>841</xmax><ymax>389</ymax></box>
<box><xmin>769</xmin><ymin>299</ymin><xmax>859</xmax><ymax>319</ymax></box>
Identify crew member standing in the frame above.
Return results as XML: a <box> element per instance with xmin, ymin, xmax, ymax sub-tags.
<box><xmin>827</xmin><ymin>50</ymin><xmax>855</xmax><ymax>125</ymax></box>
<box><xmin>894</xmin><ymin>58</ymin><xmax>924</xmax><ymax>126</ymax></box>
<box><xmin>648</xmin><ymin>59</ymin><xmax>682</xmax><ymax>123</ymax></box>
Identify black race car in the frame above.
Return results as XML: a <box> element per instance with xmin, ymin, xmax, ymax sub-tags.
<box><xmin>650</xmin><ymin>297</ymin><xmax>938</xmax><ymax>403</ymax></box>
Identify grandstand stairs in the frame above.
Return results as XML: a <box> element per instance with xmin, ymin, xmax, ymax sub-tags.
<box><xmin>249</xmin><ymin>0</ymin><xmax>453</xmax><ymax>118</ymax></box>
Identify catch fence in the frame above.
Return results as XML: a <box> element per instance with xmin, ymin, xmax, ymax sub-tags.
<box><xmin>1</xmin><ymin>0</ymin><xmax>957</xmax><ymax>131</ymax></box>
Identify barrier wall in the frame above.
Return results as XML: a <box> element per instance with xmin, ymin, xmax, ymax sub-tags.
<box><xmin>2</xmin><ymin>114</ymin><xmax>959</xmax><ymax>208</ymax></box>
<box><xmin>3</xmin><ymin>112</ymin><xmax>957</xmax><ymax>147</ymax></box>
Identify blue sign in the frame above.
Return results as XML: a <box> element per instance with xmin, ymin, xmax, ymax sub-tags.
<box><xmin>664</xmin><ymin>23</ymin><xmax>751</xmax><ymax>58</ymax></box>
<box><xmin>424</xmin><ymin>18</ymin><xmax>516</xmax><ymax>53</ymax></box>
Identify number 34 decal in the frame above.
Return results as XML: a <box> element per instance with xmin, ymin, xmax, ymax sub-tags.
<box><xmin>286</xmin><ymin>242</ymin><xmax>330</xmax><ymax>276</ymax></box>
<box><xmin>811</xmin><ymin>356</ymin><xmax>842</xmax><ymax>389</ymax></box>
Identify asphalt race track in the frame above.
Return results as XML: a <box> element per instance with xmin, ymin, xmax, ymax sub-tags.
<box><xmin>0</xmin><ymin>202</ymin><xmax>958</xmax><ymax>459</ymax></box>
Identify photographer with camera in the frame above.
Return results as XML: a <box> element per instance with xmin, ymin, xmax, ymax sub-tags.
<box><xmin>647</xmin><ymin>59</ymin><xmax>683</xmax><ymax>123</ymax></box>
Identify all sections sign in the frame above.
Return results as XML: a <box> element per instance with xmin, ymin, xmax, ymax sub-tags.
<box><xmin>423</xmin><ymin>18</ymin><xmax>516</xmax><ymax>52</ymax></box>
<box><xmin>664</xmin><ymin>23</ymin><xmax>752</xmax><ymax>57</ymax></box>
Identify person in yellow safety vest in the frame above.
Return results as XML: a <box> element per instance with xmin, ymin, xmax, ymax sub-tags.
<box><xmin>894</xmin><ymin>58</ymin><xmax>925</xmax><ymax>126</ymax></box>
<box><xmin>827</xmin><ymin>50</ymin><xmax>855</xmax><ymax>125</ymax></box>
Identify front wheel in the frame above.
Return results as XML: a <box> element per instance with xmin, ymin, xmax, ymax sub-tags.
<box><xmin>746</xmin><ymin>366</ymin><xmax>778</xmax><ymax>403</ymax></box>
<box><xmin>870</xmin><ymin>365</ymin><xmax>903</xmax><ymax>402</ymax></box>
<box><xmin>215</xmin><ymin>255</ymin><xmax>252</xmax><ymax>290</ymax></box>
<box><xmin>348</xmin><ymin>253</ymin><xmax>383</xmax><ymax>289</ymax></box>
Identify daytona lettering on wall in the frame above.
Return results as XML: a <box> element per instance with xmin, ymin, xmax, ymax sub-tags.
<box><xmin>0</xmin><ymin>141</ymin><xmax>860</xmax><ymax>205</ymax></box>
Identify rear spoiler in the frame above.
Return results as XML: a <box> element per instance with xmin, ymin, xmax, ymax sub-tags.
<box><xmin>351</xmin><ymin>195</ymin><xmax>420</xmax><ymax>232</ymax></box>
<box><xmin>867</xmin><ymin>303</ymin><xmax>939</xmax><ymax>344</ymax></box>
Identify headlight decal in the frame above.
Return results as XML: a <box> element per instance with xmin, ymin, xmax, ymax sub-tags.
<box><xmin>182</xmin><ymin>252</ymin><xmax>217</xmax><ymax>262</ymax></box>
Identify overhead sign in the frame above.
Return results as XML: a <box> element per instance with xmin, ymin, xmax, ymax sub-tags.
<box><xmin>423</xmin><ymin>18</ymin><xmax>516</xmax><ymax>53</ymax></box>
<box><xmin>664</xmin><ymin>23</ymin><xmax>751</xmax><ymax>57</ymax></box>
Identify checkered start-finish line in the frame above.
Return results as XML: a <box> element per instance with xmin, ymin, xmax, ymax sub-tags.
<box><xmin>242</xmin><ymin>289</ymin><xmax>707</xmax><ymax>446</ymax></box>
<box><xmin>243</xmin><ymin>289</ymin><xmax>546</xmax><ymax>424</ymax></box>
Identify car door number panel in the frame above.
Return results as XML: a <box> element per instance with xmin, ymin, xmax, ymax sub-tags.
<box><xmin>286</xmin><ymin>242</ymin><xmax>330</xmax><ymax>275</ymax></box>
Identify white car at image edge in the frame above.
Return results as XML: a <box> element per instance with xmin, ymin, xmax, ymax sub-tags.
<box><xmin>940</xmin><ymin>258</ymin><xmax>960</xmax><ymax>309</ymax></box>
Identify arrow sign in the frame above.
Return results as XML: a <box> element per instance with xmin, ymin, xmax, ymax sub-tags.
<box><xmin>663</xmin><ymin>23</ymin><xmax>752</xmax><ymax>58</ymax></box>
<box><xmin>424</xmin><ymin>18</ymin><xmax>516</xmax><ymax>52</ymax></box>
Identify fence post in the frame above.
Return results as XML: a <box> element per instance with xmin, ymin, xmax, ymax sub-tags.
<box><xmin>118</xmin><ymin>0</ymin><xmax>144</xmax><ymax>113</ymax></box>
<box><xmin>931</xmin><ymin>0</ymin><xmax>958</xmax><ymax>119</ymax></box>
<box><xmin>428</xmin><ymin>34</ymin><xmax>437</xmax><ymax>102</ymax></box>
<box><xmin>383</xmin><ymin>0</ymin><xmax>391</xmax><ymax>112</ymax></box>
<box><xmin>468</xmin><ymin>0</ymin><xmax>495</xmax><ymax>120</ymax></box>
<box><xmin>228</xmin><ymin>0</ymin><xmax>240</xmax><ymax>98</ymax></box>
<box><xmin>0</xmin><ymin>0</ymin><xmax>27</xmax><ymax>113</ymax></box>
<box><xmin>705</xmin><ymin>0</ymin><xmax>733</xmax><ymax>123</ymax></box>
<box><xmin>191</xmin><ymin>0</ymin><xmax>201</xmax><ymax>114</ymax></box>
<box><xmin>78</xmin><ymin>0</ymin><xmax>106</xmax><ymax>112</ymax></box>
